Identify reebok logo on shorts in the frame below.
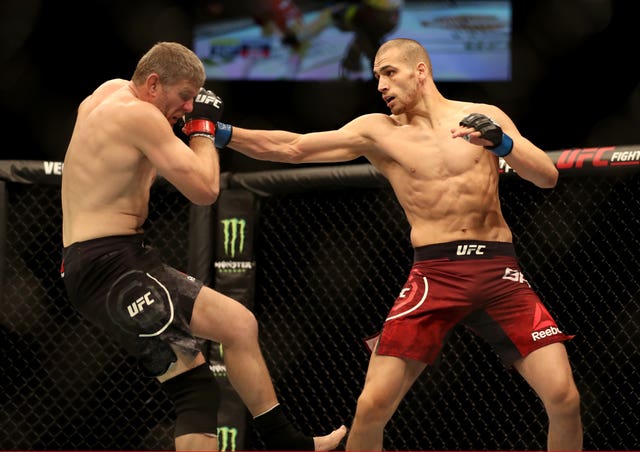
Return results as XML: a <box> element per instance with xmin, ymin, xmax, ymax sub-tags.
<box><xmin>531</xmin><ymin>303</ymin><xmax>563</xmax><ymax>341</ymax></box>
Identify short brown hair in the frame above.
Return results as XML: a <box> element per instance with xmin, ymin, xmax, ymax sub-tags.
<box><xmin>132</xmin><ymin>41</ymin><xmax>205</xmax><ymax>87</ymax></box>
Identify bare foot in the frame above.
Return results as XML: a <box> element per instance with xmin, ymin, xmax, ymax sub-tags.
<box><xmin>313</xmin><ymin>425</ymin><xmax>348</xmax><ymax>451</ymax></box>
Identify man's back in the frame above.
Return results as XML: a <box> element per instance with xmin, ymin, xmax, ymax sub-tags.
<box><xmin>62</xmin><ymin>79</ymin><xmax>156</xmax><ymax>247</ymax></box>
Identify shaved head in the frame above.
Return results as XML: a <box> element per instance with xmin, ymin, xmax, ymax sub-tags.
<box><xmin>376</xmin><ymin>38</ymin><xmax>432</xmax><ymax>75</ymax></box>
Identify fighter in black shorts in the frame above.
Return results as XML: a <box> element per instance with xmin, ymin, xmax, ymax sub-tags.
<box><xmin>60</xmin><ymin>41</ymin><xmax>346</xmax><ymax>450</ymax></box>
<box><xmin>62</xmin><ymin>234</ymin><xmax>204</xmax><ymax>377</ymax></box>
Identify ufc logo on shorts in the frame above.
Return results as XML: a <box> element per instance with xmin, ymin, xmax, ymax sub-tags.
<box><xmin>127</xmin><ymin>291</ymin><xmax>155</xmax><ymax>317</ymax></box>
<box><xmin>456</xmin><ymin>244</ymin><xmax>486</xmax><ymax>255</ymax></box>
<box><xmin>196</xmin><ymin>92</ymin><xmax>222</xmax><ymax>108</ymax></box>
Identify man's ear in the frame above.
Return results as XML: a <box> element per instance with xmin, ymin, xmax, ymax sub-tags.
<box><xmin>416</xmin><ymin>62</ymin><xmax>427</xmax><ymax>80</ymax></box>
<box><xmin>145</xmin><ymin>73</ymin><xmax>161</xmax><ymax>96</ymax></box>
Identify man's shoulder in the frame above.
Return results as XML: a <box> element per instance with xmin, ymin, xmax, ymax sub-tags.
<box><xmin>360</xmin><ymin>112</ymin><xmax>392</xmax><ymax>120</ymax></box>
<box><xmin>351</xmin><ymin>112</ymin><xmax>395</xmax><ymax>126</ymax></box>
<box><xmin>342</xmin><ymin>113</ymin><xmax>395</xmax><ymax>136</ymax></box>
<box><xmin>91</xmin><ymin>79</ymin><xmax>129</xmax><ymax>98</ymax></box>
<box><xmin>81</xmin><ymin>80</ymin><xmax>136</xmax><ymax>113</ymax></box>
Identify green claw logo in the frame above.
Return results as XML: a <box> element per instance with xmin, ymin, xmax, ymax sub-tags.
<box><xmin>221</xmin><ymin>218</ymin><xmax>246</xmax><ymax>258</ymax></box>
<box><xmin>217</xmin><ymin>425</ymin><xmax>239</xmax><ymax>451</ymax></box>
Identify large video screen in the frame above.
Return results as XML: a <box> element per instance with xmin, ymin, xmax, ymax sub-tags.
<box><xmin>193</xmin><ymin>0</ymin><xmax>511</xmax><ymax>81</ymax></box>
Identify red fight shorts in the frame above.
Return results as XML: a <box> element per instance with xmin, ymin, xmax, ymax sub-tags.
<box><xmin>374</xmin><ymin>240</ymin><xmax>574</xmax><ymax>367</ymax></box>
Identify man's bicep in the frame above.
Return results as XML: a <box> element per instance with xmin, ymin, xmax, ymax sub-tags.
<box><xmin>296</xmin><ymin>129</ymin><xmax>366</xmax><ymax>163</ymax></box>
<box><xmin>136</xmin><ymin>116</ymin><xmax>194</xmax><ymax>174</ymax></box>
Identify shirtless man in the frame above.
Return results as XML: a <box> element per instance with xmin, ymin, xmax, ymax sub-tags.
<box><xmin>210</xmin><ymin>38</ymin><xmax>583</xmax><ymax>450</ymax></box>
<box><xmin>60</xmin><ymin>41</ymin><xmax>346</xmax><ymax>451</ymax></box>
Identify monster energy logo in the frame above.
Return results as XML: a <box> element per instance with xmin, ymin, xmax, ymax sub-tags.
<box><xmin>217</xmin><ymin>425</ymin><xmax>238</xmax><ymax>451</ymax></box>
<box><xmin>221</xmin><ymin>218</ymin><xmax>246</xmax><ymax>258</ymax></box>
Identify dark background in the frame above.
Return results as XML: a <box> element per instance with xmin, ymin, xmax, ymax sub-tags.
<box><xmin>0</xmin><ymin>0</ymin><xmax>637</xmax><ymax>170</ymax></box>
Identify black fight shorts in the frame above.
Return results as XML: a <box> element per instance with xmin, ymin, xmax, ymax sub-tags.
<box><xmin>61</xmin><ymin>234</ymin><xmax>205</xmax><ymax>377</ymax></box>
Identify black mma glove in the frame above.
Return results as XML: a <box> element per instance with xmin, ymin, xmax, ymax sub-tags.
<box><xmin>182</xmin><ymin>87</ymin><xmax>224</xmax><ymax>145</ymax></box>
<box><xmin>459</xmin><ymin>113</ymin><xmax>513</xmax><ymax>157</ymax></box>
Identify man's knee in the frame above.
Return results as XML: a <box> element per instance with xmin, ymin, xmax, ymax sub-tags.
<box><xmin>225</xmin><ymin>307</ymin><xmax>259</xmax><ymax>345</ymax></box>
<box><xmin>543</xmin><ymin>378</ymin><xmax>581</xmax><ymax>418</ymax></box>
<box><xmin>237</xmin><ymin>307</ymin><xmax>259</xmax><ymax>337</ymax></box>
<box><xmin>556</xmin><ymin>385</ymin><xmax>581</xmax><ymax>416</ymax></box>
<box><xmin>354</xmin><ymin>390</ymin><xmax>394</xmax><ymax>426</ymax></box>
<box><xmin>162</xmin><ymin>363</ymin><xmax>220</xmax><ymax>437</ymax></box>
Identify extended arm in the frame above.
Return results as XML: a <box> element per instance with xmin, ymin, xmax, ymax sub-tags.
<box><xmin>214</xmin><ymin>115</ymin><xmax>380</xmax><ymax>164</ymax></box>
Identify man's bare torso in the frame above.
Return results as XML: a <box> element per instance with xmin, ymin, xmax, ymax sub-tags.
<box><xmin>361</xmin><ymin>101</ymin><xmax>512</xmax><ymax>247</ymax></box>
<box><xmin>62</xmin><ymin>80</ymin><xmax>156</xmax><ymax>247</ymax></box>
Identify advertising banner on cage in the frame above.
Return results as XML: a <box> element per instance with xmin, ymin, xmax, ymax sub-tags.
<box><xmin>210</xmin><ymin>188</ymin><xmax>260</xmax><ymax>450</ymax></box>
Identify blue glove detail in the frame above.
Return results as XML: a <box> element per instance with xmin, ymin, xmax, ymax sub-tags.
<box><xmin>215</xmin><ymin>121</ymin><xmax>233</xmax><ymax>149</ymax></box>
<box><xmin>486</xmin><ymin>133</ymin><xmax>513</xmax><ymax>157</ymax></box>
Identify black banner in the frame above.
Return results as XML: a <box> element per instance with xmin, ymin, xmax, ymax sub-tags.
<box><xmin>2</xmin><ymin>145</ymin><xmax>639</xmax><ymax>187</ymax></box>
<box><xmin>0</xmin><ymin>160</ymin><xmax>64</xmax><ymax>184</ymax></box>
<box><xmin>210</xmin><ymin>188</ymin><xmax>261</xmax><ymax>451</ymax></box>
<box><xmin>0</xmin><ymin>181</ymin><xmax>6</xmax><ymax>308</ymax></box>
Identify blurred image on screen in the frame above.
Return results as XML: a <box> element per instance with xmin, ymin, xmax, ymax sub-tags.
<box><xmin>193</xmin><ymin>0</ymin><xmax>511</xmax><ymax>81</ymax></box>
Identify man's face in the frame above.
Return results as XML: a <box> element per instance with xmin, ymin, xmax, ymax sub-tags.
<box><xmin>157</xmin><ymin>80</ymin><xmax>200</xmax><ymax>125</ymax></box>
<box><xmin>373</xmin><ymin>47</ymin><xmax>418</xmax><ymax>115</ymax></box>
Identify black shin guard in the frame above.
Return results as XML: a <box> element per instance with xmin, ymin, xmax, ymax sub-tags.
<box><xmin>162</xmin><ymin>363</ymin><xmax>220</xmax><ymax>437</ymax></box>
<box><xmin>253</xmin><ymin>404</ymin><xmax>314</xmax><ymax>451</ymax></box>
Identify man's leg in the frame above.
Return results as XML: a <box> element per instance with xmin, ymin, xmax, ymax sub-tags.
<box><xmin>346</xmin><ymin>353</ymin><xmax>425</xmax><ymax>451</ymax></box>
<box><xmin>174</xmin><ymin>433</ymin><xmax>217</xmax><ymax>451</ymax></box>
<box><xmin>190</xmin><ymin>287</ymin><xmax>278</xmax><ymax>415</ymax></box>
<box><xmin>158</xmin><ymin>351</ymin><xmax>219</xmax><ymax>451</ymax></box>
<box><xmin>513</xmin><ymin>342</ymin><xmax>583</xmax><ymax>451</ymax></box>
<box><xmin>189</xmin><ymin>286</ymin><xmax>346</xmax><ymax>450</ymax></box>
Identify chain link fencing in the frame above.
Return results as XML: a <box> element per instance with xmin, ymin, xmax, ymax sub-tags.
<box><xmin>1</xmin><ymin>160</ymin><xmax>638</xmax><ymax>450</ymax></box>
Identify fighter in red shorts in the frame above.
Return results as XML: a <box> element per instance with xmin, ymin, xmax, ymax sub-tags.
<box><xmin>374</xmin><ymin>240</ymin><xmax>574</xmax><ymax>366</ymax></box>
<box><xmin>213</xmin><ymin>38</ymin><xmax>583</xmax><ymax>451</ymax></box>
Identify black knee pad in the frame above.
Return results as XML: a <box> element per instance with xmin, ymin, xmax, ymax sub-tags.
<box><xmin>162</xmin><ymin>363</ymin><xmax>220</xmax><ymax>437</ymax></box>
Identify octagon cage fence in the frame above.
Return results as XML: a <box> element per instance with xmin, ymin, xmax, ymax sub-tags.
<box><xmin>1</xmin><ymin>144</ymin><xmax>639</xmax><ymax>451</ymax></box>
